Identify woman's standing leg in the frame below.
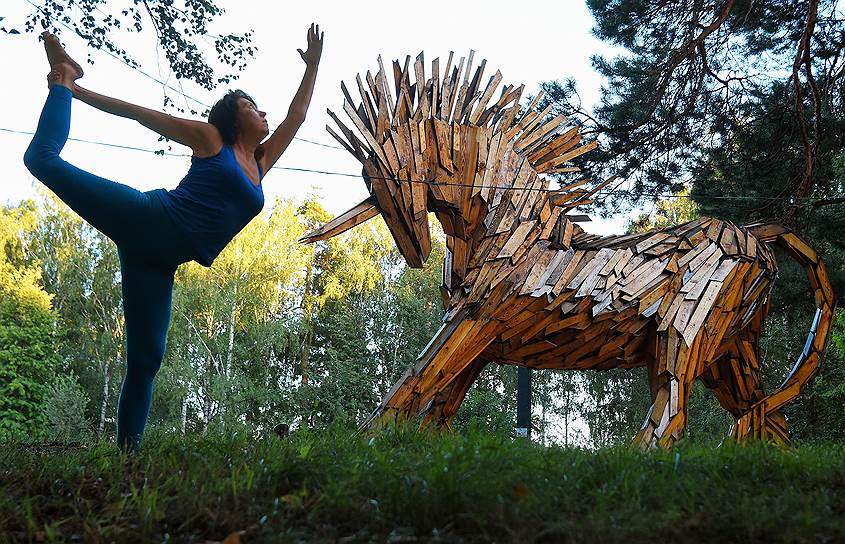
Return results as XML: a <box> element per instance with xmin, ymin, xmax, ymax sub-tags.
<box><xmin>116</xmin><ymin>249</ymin><xmax>178</xmax><ymax>452</ymax></box>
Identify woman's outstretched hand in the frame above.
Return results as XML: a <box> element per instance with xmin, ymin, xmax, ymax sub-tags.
<box><xmin>297</xmin><ymin>23</ymin><xmax>323</xmax><ymax>68</ymax></box>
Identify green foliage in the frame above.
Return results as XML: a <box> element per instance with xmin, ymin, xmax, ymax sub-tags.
<box><xmin>455</xmin><ymin>386</ymin><xmax>515</xmax><ymax>434</ymax></box>
<box><xmin>303</xmin><ymin>218</ymin><xmax>445</xmax><ymax>427</ymax></box>
<box><xmin>0</xmin><ymin>203</ymin><xmax>59</xmax><ymax>441</ymax></box>
<box><xmin>626</xmin><ymin>189</ymin><xmax>700</xmax><ymax>234</ymax></box>
<box><xmin>43</xmin><ymin>374</ymin><xmax>93</xmax><ymax>442</ymax></box>
<box><xmin>9</xmin><ymin>184</ymin><xmax>842</xmax><ymax>449</ymax></box>
<box><xmin>26</xmin><ymin>192</ymin><xmax>123</xmax><ymax>436</ymax></box>
<box><xmin>541</xmin><ymin>1</ymin><xmax>845</xmax><ymax>217</ymax></box>
<box><xmin>1</xmin><ymin>427</ymin><xmax>844</xmax><ymax>542</ymax></box>
<box><xmin>6</xmin><ymin>0</ymin><xmax>256</xmax><ymax>106</ymax></box>
<box><xmin>535</xmin><ymin>0</ymin><xmax>845</xmax><ymax>449</ymax></box>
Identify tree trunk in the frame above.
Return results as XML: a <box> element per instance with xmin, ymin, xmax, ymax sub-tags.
<box><xmin>225</xmin><ymin>283</ymin><xmax>237</xmax><ymax>378</ymax></box>
<box><xmin>180</xmin><ymin>395</ymin><xmax>188</xmax><ymax>434</ymax></box>
<box><xmin>301</xmin><ymin>247</ymin><xmax>316</xmax><ymax>384</ymax></box>
<box><xmin>202</xmin><ymin>375</ymin><xmax>212</xmax><ymax>435</ymax></box>
<box><xmin>563</xmin><ymin>386</ymin><xmax>570</xmax><ymax>447</ymax></box>
<box><xmin>220</xmin><ymin>284</ymin><xmax>238</xmax><ymax>429</ymax></box>
<box><xmin>98</xmin><ymin>363</ymin><xmax>111</xmax><ymax>435</ymax></box>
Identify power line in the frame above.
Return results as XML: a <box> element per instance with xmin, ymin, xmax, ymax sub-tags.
<box><xmin>19</xmin><ymin>0</ymin><xmax>346</xmax><ymax>151</ymax></box>
<box><xmin>3</xmin><ymin>126</ymin><xmax>841</xmax><ymax>203</ymax></box>
<box><xmin>1</xmin><ymin>126</ymin><xmax>188</xmax><ymax>157</ymax></box>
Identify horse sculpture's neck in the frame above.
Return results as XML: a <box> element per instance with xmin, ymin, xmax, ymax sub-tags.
<box><xmin>421</xmin><ymin>128</ymin><xmax>561</xmax><ymax>304</ymax></box>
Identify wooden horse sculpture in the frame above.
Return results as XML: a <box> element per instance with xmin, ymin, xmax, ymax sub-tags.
<box><xmin>302</xmin><ymin>51</ymin><xmax>836</xmax><ymax>448</ymax></box>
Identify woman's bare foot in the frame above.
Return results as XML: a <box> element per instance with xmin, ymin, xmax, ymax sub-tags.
<box><xmin>42</xmin><ymin>32</ymin><xmax>84</xmax><ymax>81</ymax></box>
<box><xmin>47</xmin><ymin>64</ymin><xmax>81</xmax><ymax>90</ymax></box>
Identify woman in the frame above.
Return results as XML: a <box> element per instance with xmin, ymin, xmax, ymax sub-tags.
<box><xmin>24</xmin><ymin>26</ymin><xmax>323</xmax><ymax>451</ymax></box>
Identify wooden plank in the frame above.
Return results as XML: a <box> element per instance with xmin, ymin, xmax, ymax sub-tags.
<box><xmin>535</xmin><ymin>141</ymin><xmax>599</xmax><ymax>172</ymax></box>
<box><xmin>529</xmin><ymin>127</ymin><xmax>580</xmax><ymax>164</ymax></box>
<box><xmin>635</xmin><ymin>232</ymin><xmax>671</xmax><ymax>254</ymax></box>
<box><xmin>376</xmin><ymin>56</ymin><xmax>395</xmax><ymax>125</ymax></box>
<box><xmin>356</xmin><ymin>74</ymin><xmax>379</xmax><ymax>138</ymax></box>
<box><xmin>299</xmin><ymin>196</ymin><xmax>379</xmax><ymax>243</ymax></box>
<box><xmin>621</xmin><ymin>257</ymin><xmax>668</xmax><ymax>289</ymax></box>
<box><xmin>682</xmin><ymin>281</ymin><xmax>723</xmax><ymax>345</ymax></box>
<box><xmin>469</xmin><ymin>70</ymin><xmax>503</xmax><ymax>125</ymax></box>
<box><xmin>686</xmin><ymin>242</ymin><xmax>720</xmax><ymax>272</ymax></box>
<box><xmin>683</xmin><ymin>247</ymin><xmax>724</xmax><ymax>293</ymax></box>
<box><xmin>433</xmin><ymin>119</ymin><xmax>455</xmax><ymax>173</ymax></box>
<box><xmin>375</xmin><ymin>82</ymin><xmax>391</xmax><ymax>142</ymax></box>
<box><xmin>783</xmin><ymin>232</ymin><xmax>818</xmax><ymax>263</ymax></box>
<box><xmin>327</xmin><ymin>109</ymin><xmax>368</xmax><ymax>157</ymax></box>
<box><xmin>718</xmin><ymin>226</ymin><xmax>739</xmax><ymax>256</ymax></box>
<box><xmin>621</xmin><ymin>255</ymin><xmax>646</xmax><ymax>277</ymax></box>
<box><xmin>575</xmin><ymin>249</ymin><xmax>616</xmax><ymax>297</ymax></box>
<box><xmin>458</xmin><ymin>59</ymin><xmax>486</xmax><ymax>122</ymax></box>
<box><xmin>497</xmin><ymin>221</ymin><xmax>536</xmax><ymax>259</ymax></box>
<box><xmin>450</xmin><ymin>50</ymin><xmax>474</xmax><ymax>124</ymax></box>
<box><xmin>325</xmin><ymin>124</ymin><xmax>362</xmax><ymax>161</ymax></box>
<box><xmin>515</xmin><ymin>113</ymin><xmax>568</xmax><ymax>151</ymax></box>
<box><xmin>343</xmin><ymin>99</ymin><xmax>391</xmax><ymax>172</ymax></box>
<box><xmin>519</xmin><ymin>249</ymin><xmax>558</xmax><ymax>295</ymax></box>
<box><xmin>552</xmin><ymin>250</ymin><xmax>587</xmax><ymax>295</ymax></box>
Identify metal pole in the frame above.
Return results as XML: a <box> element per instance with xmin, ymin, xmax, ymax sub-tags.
<box><xmin>516</xmin><ymin>366</ymin><xmax>531</xmax><ymax>438</ymax></box>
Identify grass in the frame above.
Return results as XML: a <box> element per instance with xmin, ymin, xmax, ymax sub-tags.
<box><xmin>1</xmin><ymin>424</ymin><xmax>844</xmax><ymax>543</ymax></box>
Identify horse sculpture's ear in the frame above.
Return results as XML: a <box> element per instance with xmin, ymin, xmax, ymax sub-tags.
<box><xmin>299</xmin><ymin>196</ymin><xmax>380</xmax><ymax>244</ymax></box>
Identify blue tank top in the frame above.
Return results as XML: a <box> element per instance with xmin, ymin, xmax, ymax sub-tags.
<box><xmin>153</xmin><ymin>144</ymin><xmax>265</xmax><ymax>267</ymax></box>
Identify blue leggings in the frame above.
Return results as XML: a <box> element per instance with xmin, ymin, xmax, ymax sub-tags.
<box><xmin>24</xmin><ymin>86</ymin><xmax>195</xmax><ymax>451</ymax></box>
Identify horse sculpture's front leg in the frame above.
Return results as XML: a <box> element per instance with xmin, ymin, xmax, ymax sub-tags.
<box><xmin>362</xmin><ymin>311</ymin><xmax>499</xmax><ymax>430</ymax></box>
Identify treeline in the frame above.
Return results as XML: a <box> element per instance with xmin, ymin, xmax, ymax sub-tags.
<box><xmin>2</xmin><ymin>188</ymin><xmax>844</xmax><ymax>448</ymax></box>
<box><xmin>1</xmin><ymin>191</ymin><xmax>445</xmax><ymax>442</ymax></box>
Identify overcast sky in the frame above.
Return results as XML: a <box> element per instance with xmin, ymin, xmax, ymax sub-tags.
<box><xmin>1</xmin><ymin>0</ymin><xmax>632</xmax><ymax>234</ymax></box>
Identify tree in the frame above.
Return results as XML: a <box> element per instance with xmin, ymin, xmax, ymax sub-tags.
<box><xmin>541</xmin><ymin>0</ymin><xmax>845</xmax><ymax>225</ymax></box>
<box><xmin>0</xmin><ymin>202</ymin><xmax>59</xmax><ymax>441</ymax></box>
<box><xmin>535</xmin><ymin>0</ymin><xmax>845</xmax><ymax>447</ymax></box>
<box><xmin>28</xmin><ymin>192</ymin><xmax>123</xmax><ymax>437</ymax></box>
<box><xmin>626</xmin><ymin>189</ymin><xmax>699</xmax><ymax>234</ymax></box>
<box><xmin>161</xmin><ymin>198</ymin><xmax>310</xmax><ymax>433</ymax></box>
<box><xmin>4</xmin><ymin>0</ymin><xmax>256</xmax><ymax>111</ymax></box>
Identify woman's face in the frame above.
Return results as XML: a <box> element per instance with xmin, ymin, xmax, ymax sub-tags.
<box><xmin>237</xmin><ymin>97</ymin><xmax>269</xmax><ymax>140</ymax></box>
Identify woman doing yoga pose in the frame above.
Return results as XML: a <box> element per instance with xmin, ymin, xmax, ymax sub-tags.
<box><xmin>24</xmin><ymin>26</ymin><xmax>323</xmax><ymax>451</ymax></box>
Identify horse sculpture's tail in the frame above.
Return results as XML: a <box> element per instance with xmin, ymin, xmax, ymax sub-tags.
<box><xmin>731</xmin><ymin>223</ymin><xmax>837</xmax><ymax>444</ymax></box>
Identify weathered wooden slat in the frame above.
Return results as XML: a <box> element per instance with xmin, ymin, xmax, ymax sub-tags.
<box><xmin>469</xmin><ymin>70</ymin><xmax>503</xmax><ymax>125</ymax></box>
<box><xmin>497</xmin><ymin>221</ymin><xmax>537</xmax><ymax>259</ymax></box>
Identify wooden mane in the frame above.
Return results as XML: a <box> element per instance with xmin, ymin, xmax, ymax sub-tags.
<box><xmin>325</xmin><ymin>50</ymin><xmax>597</xmax><ymax>177</ymax></box>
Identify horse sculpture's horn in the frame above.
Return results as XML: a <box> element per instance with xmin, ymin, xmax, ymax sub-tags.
<box><xmin>299</xmin><ymin>196</ymin><xmax>380</xmax><ymax>244</ymax></box>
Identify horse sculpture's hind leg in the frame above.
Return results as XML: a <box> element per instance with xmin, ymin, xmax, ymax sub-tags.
<box><xmin>632</xmin><ymin>290</ymin><xmax>737</xmax><ymax>449</ymax></box>
<box><xmin>633</xmin><ymin>327</ymin><xmax>695</xmax><ymax>450</ymax></box>
<box><xmin>697</xmin><ymin>318</ymin><xmax>789</xmax><ymax>444</ymax></box>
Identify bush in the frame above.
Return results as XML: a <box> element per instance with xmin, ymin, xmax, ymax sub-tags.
<box><xmin>43</xmin><ymin>374</ymin><xmax>93</xmax><ymax>443</ymax></box>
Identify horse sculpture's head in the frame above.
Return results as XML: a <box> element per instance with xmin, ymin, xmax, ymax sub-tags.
<box><xmin>300</xmin><ymin>51</ymin><xmax>605</xmax><ymax>269</ymax></box>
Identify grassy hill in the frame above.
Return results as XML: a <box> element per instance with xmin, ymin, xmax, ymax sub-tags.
<box><xmin>1</xmin><ymin>425</ymin><xmax>843</xmax><ymax>543</ymax></box>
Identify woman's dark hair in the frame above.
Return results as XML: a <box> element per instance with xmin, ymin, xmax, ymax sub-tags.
<box><xmin>208</xmin><ymin>89</ymin><xmax>264</xmax><ymax>160</ymax></box>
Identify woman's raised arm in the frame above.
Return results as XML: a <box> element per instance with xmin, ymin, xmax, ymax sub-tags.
<box><xmin>259</xmin><ymin>24</ymin><xmax>323</xmax><ymax>173</ymax></box>
<box><xmin>72</xmin><ymin>85</ymin><xmax>222</xmax><ymax>157</ymax></box>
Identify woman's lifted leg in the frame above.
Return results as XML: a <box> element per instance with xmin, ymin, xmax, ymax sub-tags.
<box><xmin>23</xmin><ymin>33</ymin><xmax>152</xmax><ymax>247</ymax></box>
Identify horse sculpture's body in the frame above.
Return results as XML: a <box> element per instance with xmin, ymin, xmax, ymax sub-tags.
<box><xmin>303</xmin><ymin>52</ymin><xmax>836</xmax><ymax>448</ymax></box>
